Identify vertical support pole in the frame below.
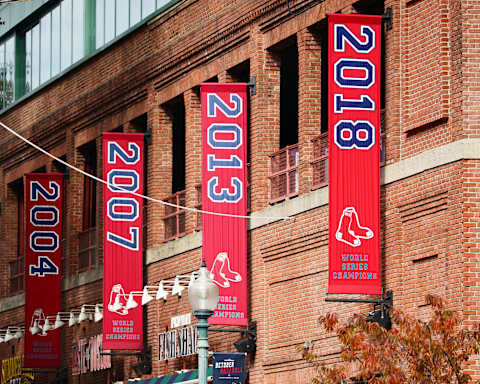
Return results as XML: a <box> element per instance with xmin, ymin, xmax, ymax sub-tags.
<box><xmin>194</xmin><ymin>310</ymin><xmax>213</xmax><ymax>384</ymax></box>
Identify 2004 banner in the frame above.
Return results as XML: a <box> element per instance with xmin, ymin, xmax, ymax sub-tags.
<box><xmin>103</xmin><ymin>132</ymin><xmax>144</xmax><ymax>349</ymax></box>
<box><xmin>24</xmin><ymin>173</ymin><xmax>63</xmax><ymax>368</ymax></box>
<box><xmin>328</xmin><ymin>14</ymin><xmax>382</xmax><ymax>295</ymax></box>
<box><xmin>201</xmin><ymin>83</ymin><xmax>248</xmax><ymax>326</ymax></box>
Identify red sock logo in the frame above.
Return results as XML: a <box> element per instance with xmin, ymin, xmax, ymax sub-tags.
<box><xmin>209</xmin><ymin>253</ymin><xmax>230</xmax><ymax>288</ymax></box>
<box><xmin>209</xmin><ymin>252</ymin><xmax>242</xmax><ymax>288</ymax></box>
<box><xmin>335</xmin><ymin>207</ymin><xmax>374</xmax><ymax>247</ymax></box>
<box><xmin>219</xmin><ymin>252</ymin><xmax>241</xmax><ymax>282</ymax></box>
<box><xmin>348</xmin><ymin>207</ymin><xmax>373</xmax><ymax>239</ymax></box>
<box><xmin>335</xmin><ymin>208</ymin><xmax>361</xmax><ymax>247</ymax></box>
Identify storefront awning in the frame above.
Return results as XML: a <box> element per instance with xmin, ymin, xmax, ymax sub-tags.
<box><xmin>127</xmin><ymin>366</ymin><xmax>213</xmax><ymax>384</ymax></box>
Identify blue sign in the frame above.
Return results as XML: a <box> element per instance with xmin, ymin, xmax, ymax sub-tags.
<box><xmin>213</xmin><ymin>352</ymin><xmax>246</xmax><ymax>384</ymax></box>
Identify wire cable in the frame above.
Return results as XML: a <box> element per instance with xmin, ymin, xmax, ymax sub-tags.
<box><xmin>0</xmin><ymin>121</ymin><xmax>293</xmax><ymax>221</ymax></box>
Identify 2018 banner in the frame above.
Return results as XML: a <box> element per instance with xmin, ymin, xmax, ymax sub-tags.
<box><xmin>328</xmin><ymin>14</ymin><xmax>382</xmax><ymax>295</ymax></box>
<box><xmin>24</xmin><ymin>173</ymin><xmax>63</xmax><ymax>368</ymax></box>
<box><xmin>201</xmin><ymin>83</ymin><xmax>248</xmax><ymax>326</ymax></box>
<box><xmin>103</xmin><ymin>132</ymin><xmax>144</xmax><ymax>349</ymax></box>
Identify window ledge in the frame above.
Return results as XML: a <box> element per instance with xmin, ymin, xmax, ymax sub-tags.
<box><xmin>0</xmin><ymin>267</ymin><xmax>103</xmax><ymax>313</ymax></box>
<box><xmin>0</xmin><ymin>292</ymin><xmax>24</xmax><ymax>313</ymax></box>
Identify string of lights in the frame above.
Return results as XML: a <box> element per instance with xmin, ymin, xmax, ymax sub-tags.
<box><xmin>0</xmin><ymin>273</ymin><xmax>197</xmax><ymax>341</ymax></box>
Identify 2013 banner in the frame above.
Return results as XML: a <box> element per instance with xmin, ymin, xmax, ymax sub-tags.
<box><xmin>24</xmin><ymin>173</ymin><xmax>63</xmax><ymax>368</ymax></box>
<box><xmin>328</xmin><ymin>14</ymin><xmax>382</xmax><ymax>295</ymax></box>
<box><xmin>201</xmin><ymin>83</ymin><xmax>248</xmax><ymax>326</ymax></box>
<box><xmin>103</xmin><ymin>132</ymin><xmax>144</xmax><ymax>349</ymax></box>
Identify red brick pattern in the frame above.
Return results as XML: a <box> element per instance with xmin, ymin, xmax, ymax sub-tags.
<box><xmin>0</xmin><ymin>0</ymin><xmax>477</xmax><ymax>382</ymax></box>
<box><xmin>184</xmin><ymin>89</ymin><xmax>202</xmax><ymax>235</ymax></box>
<box><xmin>298</xmin><ymin>28</ymin><xmax>322</xmax><ymax>194</ymax></box>
<box><xmin>403</xmin><ymin>0</ymin><xmax>449</xmax><ymax>133</ymax></box>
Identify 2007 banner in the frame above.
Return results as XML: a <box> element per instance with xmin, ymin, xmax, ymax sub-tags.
<box><xmin>103</xmin><ymin>132</ymin><xmax>144</xmax><ymax>349</ymax></box>
<box><xmin>328</xmin><ymin>14</ymin><xmax>382</xmax><ymax>295</ymax></box>
<box><xmin>25</xmin><ymin>173</ymin><xmax>63</xmax><ymax>368</ymax></box>
<box><xmin>201</xmin><ymin>83</ymin><xmax>248</xmax><ymax>326</ymax></box>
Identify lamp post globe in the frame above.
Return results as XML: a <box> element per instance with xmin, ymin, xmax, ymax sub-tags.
<box><xmin>188</xmin><ymin>261</ymin><xmax>219</xmax><ymax>384</ymax></box>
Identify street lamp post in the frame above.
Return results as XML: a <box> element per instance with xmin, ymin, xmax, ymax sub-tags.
<box><xmin>188</xmin><ymin>261</ymin><xmax>219</xmax><ymax>384</ymax></box>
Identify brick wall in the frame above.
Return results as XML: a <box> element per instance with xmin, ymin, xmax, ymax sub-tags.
<box><xmin>0</xmin><ymin>0</ymin><xmax>478</xmax><ymax>382</ymax></box>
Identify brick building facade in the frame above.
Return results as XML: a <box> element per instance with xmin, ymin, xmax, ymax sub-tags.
<box><xmin>0</xmin><ymin>0</ymin><xmax>479</xmax><ymax>383</ymax></box>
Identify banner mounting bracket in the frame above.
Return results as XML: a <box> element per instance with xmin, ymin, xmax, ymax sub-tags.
<box><xmin>209</xmin><ymin>321</ymin><xmax>257</xmax><ymax>340</ymax></box>
<box><xmin>144</xmin><ymin>125</ymin><xmax>152</xmax><ymax>146</ymax></box>
<box><xmin>325</xmin><ymin>291</ymin><xmax>393</xmax><ymax>329</ymax></box>
<box><xmin>325</xmin><ymin>290</ymin><xmax>392</xmax><ymax>306</ymax></box>
<box><xmin>382</xmin><ymin>7</ymin><xmax>393</xmax><ymax>31</ymax></box>
<box><xmin>247</xmin><ymin>75</ymin><xmax>256</xmax><ymax>96</ymax></box>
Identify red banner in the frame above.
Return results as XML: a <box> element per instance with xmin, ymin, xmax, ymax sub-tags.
<box><xmin>201</xmin><ymin>83</ymin><xmax>248</xmax><ymax>325</ymax></box>
<box><xmin>24</xmin><ymin>173</ymin><xmax>63</xmax><ymax>368</ymax></box>
<box><xmin>103</xmin><ymin>132</ymin><xmax>143</xmax><ymax>349</ymax></box>
<box><xmin>328</xmin><ymin>14</ymin><xmax>382</xmax><ymax>295</ymax></box>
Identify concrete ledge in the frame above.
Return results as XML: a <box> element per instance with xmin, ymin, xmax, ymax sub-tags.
<box><xmin>145</xmin><ymin>187</ymin><xmax>330</xmax><ymax>264</ymax></box>
<box><xmin>146</xmin><ymin>231</ymin><xmax>202</xmax><ymax>264</ymax></box>
<box><xmin>0</xmin><ymin>268</ymin><xmax>103</xmax><ymax>313</ymax></box>
<box><xmin>382</xmin><ymin>138</ymin><xmax>480</xmax><ymax>185</ymax></box>
<box><xmin>146</xmin><ymin>138</ymin><xmax>480</xmax><ymax>265</ymax></box>
<box><xmin>0</xmin><ymin>293</ymin><xmax>24</xmax><ymax>313</ymax></box>
<box><xmin>4</xmin><ymin>139</ymin><xmax>480</xmax><ymax>312</ymax></box>
<box><xmin>247</xmin><ymin>186</ymin><xmax>329</xmax><ymax>230</ymax></box>
<box><xmin>61</xmin><ymin>267</ymin><xmax>103</xmax><ymax>292</ymax></box>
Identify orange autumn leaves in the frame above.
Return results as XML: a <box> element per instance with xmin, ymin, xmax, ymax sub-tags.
<box><xmin>301</xmin><ymin>296</ymin><xmax>480</xmax><ymax>384</ymax></box>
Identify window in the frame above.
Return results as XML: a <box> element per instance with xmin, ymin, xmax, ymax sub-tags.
<box><xmin>269</xmin><ymin>144</ymin><xmax>299</xmax><ymax>204</ymax></box>
<box><xmin>0</xmin><ymin>36</ymin><xmax>15</xmax><ymax>109</ymax></box>
<box><xmin>96</xmin><ymin>0</ymin><xmax>171</xmax><ymax>49</ymax></box>
<box><xmin>279</xmin><ymin>42</ymin><xmax>298</xmax><ymax>149</ymax></box>
<box><xmin>24</xmin><ymin>0</ymin><xmax>84</xmax><ymax>93</ymax></box>
<box><xmin>9</xmin><ymin>256</ymin><xmax>24</xmax><ymax>295</ymax></box>
<box><xmin>170</xmin><ymin>97</ymin><xmax>185</xmax><ymax>194</ymax></box>
<box><xmin>0</xmin><ymin>0</ymin><xmax>177</xmax><ymax>109</ymax></box>
<box><xmin>10</xmin><ymin>182</ymin><xmax>24</xmax><ymax>294</ymax></box>
<box><xmin>72</xmin><ymin>0</ymin><xmax>85</xmax><ymax>63</ymax></box>
<box><xmin>311</xmin><ymin>133</ymin><xmax>328</xmax><ymax>189</ymax></box>
<box><xmin>269</xmin><ymin>41</ymin><xmax>299</xmax><ymax>203</ymax></box>
<box><xmin>162</xmin><ymin>95</ymin><xmax>185</xmax><ymax>240</ymax></box>
<box><xmin>60</xmin><ymin>0</ymin><xmax>73</xmax><ymax>71</ymax></box>
<box><xmin>51</xmin><ymin>6</ymin><xmax>60</xmax><ymax>77</ymax></box>
<box><xmin>78</xmin><ymin>144</ymin><xmax>97</xmax><ymax>271</ymax></box>
<box><xmin>195</xmin><ymin>184</ymin><xmax>202</xmax><ymax>231</ymax></box>
<box><xmin>163</xmin><ymin>191</ymin><xmax>186</xmax><ymax>241</ymax></box>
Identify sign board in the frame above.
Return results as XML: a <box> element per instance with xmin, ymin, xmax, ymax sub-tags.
<box><xmin>103</xmin><ymin>132</ymin><xmax>144</xmax><ymax>349</ymax></box>
<box><xmin>328</xmin><ymin>14</ymin><xmax>382</xmax><ymax>295</ymax></box>
<box><xmin>213</xmin><ymin>352</ymin><xmax>246</xmax><ymax>384</ymax></box>
<box><xmin>201</xmin><ymin>83</ymin><xmax>248</xmax><ymax>325</ymax></box>
<box><xmin>1</xmin><ymin>356</ymin><xmax>34</xmax><ymax>384</ymax></box>
<box><xmin>158</xmin><ymin>325</ymin><xmax>197</xmax><ymax>361</ymax></box>
<box><xmin>72</xmin><ymin>334</ymin><xmax>111</xmax><ymax>375</ymax></box>
<box><xmin>24</xmin><ymin>173</ymin><xmax>63</xmax><ymax>368</ymax></box>
<box><xmin>171</xmin><ymin>313</ymin><xmax>192</xmax><ymax>329</ymax></box>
